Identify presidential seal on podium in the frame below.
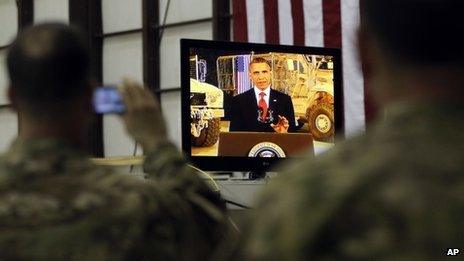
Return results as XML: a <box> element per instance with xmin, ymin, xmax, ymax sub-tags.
<box><xmin>248</xmin><ymin>142</ymin><xmax>286</xmax><ymax>158</ymax></box>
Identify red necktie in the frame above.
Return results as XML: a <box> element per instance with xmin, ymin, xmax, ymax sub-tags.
<box><xmin>259</xmin><ymin>92</ymin><xmax>268</xmax><ymax>120</ymax></box>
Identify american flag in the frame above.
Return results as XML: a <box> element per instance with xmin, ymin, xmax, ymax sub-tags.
<box><xmin>232</xmin><ymin>0</ymin><xmax>374</xmax><ymax>137</ymax></box>
<box><xmin>235</xmin><ymin>55</ymin><xmax>252</xmax><ymax>94</ymax></box>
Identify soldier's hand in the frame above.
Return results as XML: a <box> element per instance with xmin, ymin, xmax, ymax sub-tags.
<box><xmin>270</xmin><ymin>115</ymin><xmax>289</xmax><ymax>133</ymax></box>
<box><xmin>119</xmin><ymin>78</ymin><xmax>167</xmax><ymax>151</ymax></box>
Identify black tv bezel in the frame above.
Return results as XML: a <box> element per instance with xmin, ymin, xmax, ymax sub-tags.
<box><xmin>181</xmin><ymin>39</ymin><xmax>344</xmax><ymax>172</ymax></box>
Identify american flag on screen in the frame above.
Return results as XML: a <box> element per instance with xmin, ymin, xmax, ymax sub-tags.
<box><xmin>235</xmin><ymin>55</ymin><xmax>252</xmax><ymax>94</ymax></box>
<box><xmin>232</xmin><ymin>0</ymin><xmax>375</xmax><ymax>137</ymax></box>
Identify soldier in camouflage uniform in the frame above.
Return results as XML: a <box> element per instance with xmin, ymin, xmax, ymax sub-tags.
<box><xmin>217</xmin><ymin>0</ymin><xmax>464</xmax><ymax>260</ymax></box>
<box><xmin>0</xmin><ymin>23</ymin><xmax>226</xmax><ymax>260</ymax></box>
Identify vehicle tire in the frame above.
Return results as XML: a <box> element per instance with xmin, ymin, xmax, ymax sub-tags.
<box><xmin>191</xmin><ymin>118</ymin><xmax>220</xmax><ymax>147</ymax></box>
<box><xmin>306</xmin><ymin>103</ymin><xmax>334</xmax><ymax>141</ymax></box>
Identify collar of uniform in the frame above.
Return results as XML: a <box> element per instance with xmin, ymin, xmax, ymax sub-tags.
<box><xmin>370</xmin><ymin>99</ymin><xmax>464</xmax><ymax>139</ymax></box>
<box><xmin>8</xmin><ymin>138</ymin><xmax>85</xmax><ymax>155</ymax></box>
<box><xmin>1</xmin><ymin>138</ymin><xmax>92</xmax><ymax>180</ymax></box>
<box><xmin>384</xmin><ymin>99</ymin><xmax>464</xmax><ymax>121</ymax></box>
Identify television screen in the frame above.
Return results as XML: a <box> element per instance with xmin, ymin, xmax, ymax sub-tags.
<box><xmin>181</xmin><ymin>39</ymin><xmax>343</xmax><ymax>173</ymax></box>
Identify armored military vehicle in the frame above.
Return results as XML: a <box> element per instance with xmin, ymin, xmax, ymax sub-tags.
<box><xmin>190</xmin><ymin>78</ymin><xmax>224</xmax><ymax>147</ymax></box>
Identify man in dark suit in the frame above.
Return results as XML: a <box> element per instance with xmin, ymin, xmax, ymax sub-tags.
<box><xmin>229</xmin><ymin>57</ymin><xmax>296</xmax><ymax>133</ymax></box>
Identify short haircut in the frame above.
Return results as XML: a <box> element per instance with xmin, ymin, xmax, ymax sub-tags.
<box><xmin>249</xmin><ymin>57</ymin><xmax>271</xmax><ymax>69</ymax></box>
<box><xmin>7</xmin><ymin>23</ymin><xmax>90</xmax><ymax>111</ymax></box>
<box><xmin>361</xmin><ymin>0</ymin><xmax>464</xmax><ymax>67</ymax></box>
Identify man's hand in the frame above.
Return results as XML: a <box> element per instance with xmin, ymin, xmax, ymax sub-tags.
<box><xmin>270</xmin><ymin>115</ymin><xmax>289</xmax><ymax>133</ymax></box>
<box><xmin>119</xmin><ymin>78</ymin><xmax>167</xmax><ymax>151</ymax></box>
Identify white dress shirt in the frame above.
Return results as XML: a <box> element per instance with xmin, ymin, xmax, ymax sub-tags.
<box><xmin>253</xmin><ymin>85</ymin><xmax>271</xmax><ymax>106</ymax></box>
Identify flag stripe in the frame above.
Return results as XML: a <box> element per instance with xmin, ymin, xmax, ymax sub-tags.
<box><xmin>303</xmin><ymin>0</ymin><xmax>324</xmax><ymax>47</ymax></box>
<box><xmin>290</xmin><ymin>0</ymin><xmax>305</xmax><ymax>45</ymax></box>
<box><xmin>236</xmin><ymin>55</ymin><xmax>252</xmax><ymax>94</ymax></box>
<box><xmin>278</xmin><ymin>0</ymin><xmax>294</xmax><ymax>45</ymax></box>
<box><xmin>341</xmin><ymin>0</ymin><xmax>365</xmax><ymax>136</ymax></box>
<box><xmin>246</xmin><ymin>0</ymin><xmax>266</xmax><ymax>43</ymax></box>
<box><xmin>232</xmin><ymin>0</ymin><xmax>248</xmax><ymax>41</ymax></box>
<box><xmin>322</xmin><ymin>0</ymin><xmax>342</xmax><ymax>48</ymax></box>
<box><xmin>264</xmin><ymin>0</ymin><xmax>280</xmax><ymax>44</ymax></box>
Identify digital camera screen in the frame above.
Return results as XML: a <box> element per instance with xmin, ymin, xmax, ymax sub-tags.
<box><xmin>93</xmin><ymin>86</ymin><xmax>125</xmax><ymax>114</ymax></box>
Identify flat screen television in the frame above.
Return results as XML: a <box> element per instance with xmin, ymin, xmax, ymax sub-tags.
<box><xmin>181</xmin><ymin>39</ymin><xmax>343</xmax><ymax>174</ymax></box>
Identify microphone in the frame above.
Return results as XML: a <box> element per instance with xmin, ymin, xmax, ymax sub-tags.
<box><xmin>257</xmin><ymin>107</ymin><xmax>265</xmax><ymax>122</ymax></box>
<box><xmin>257</xmin><ymin>106</ymin><xmax>271</xmax><ymax>123</ymax></box>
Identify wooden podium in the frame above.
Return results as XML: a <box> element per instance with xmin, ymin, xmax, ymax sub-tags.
<box><xmin>218</xmin><ymin>132</ymin><xmax>314</xmax><ymax>157</ymax></box>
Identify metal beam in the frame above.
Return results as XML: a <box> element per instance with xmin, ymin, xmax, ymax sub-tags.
<box><xmin>160</xmin><ymin>17</ymin><xmax>213</xmax><ymax>30</ymax></box>
<box><xmin>17</xmin><ymin>0</ymin><xmax>33</xmax><ymax>30</ymax></box>
<box><xmin>98</xmin><ymin>17</ymin><xmax>214</xmax><ymax>39</ymax></box>
<box><xmin>142</xmin><ymin>0</ymin><xmax>160</xmax><ymax>99</ymax></box>
<box><xmin>154</xmin><ymin>87</ymin><xmax>181</xmax><ymax>94</ymax></box>
<box><xmin>69</xmin><ymin>0</ymin><xmax>104</xmax><ymax>157</ymax></box>
<box><xmin>213</xmin><ymin>0</ymin><xmax>231</xmax><ymax>40</ymax></box>
<box><xmin>100</xmin><ymin>28</ymin><xmax>142</xmax><ymax>38</ymax></box>
<box><xmin>15</xmin><ymin>0</ymin><xmax>34</xmax><ymax>134</ymax></box>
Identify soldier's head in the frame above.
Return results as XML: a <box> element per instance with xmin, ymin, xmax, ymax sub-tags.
<box><xmin>359</xmin><ymin>0</ymin><xmax>464</xmax><ymax>103</ymax></box>
<box><xmin>7</xmin><ymin>23</ymin><xmax>92</xmax><ymax>120</ymax></box>
<box><xmin>249</xmin><ymin>57</ymin><xmax>272</xmax><ymax>91</ymax></box>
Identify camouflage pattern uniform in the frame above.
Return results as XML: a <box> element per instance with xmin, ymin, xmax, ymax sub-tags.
<box><xmin>0</xmin><ymin>139</ymin><xmax>226</xmax><ymax>260</ymax></box>
<box><xmin>221</xmin><ymin>101</ymin><xmax>464</xmax><ymax>260</ymax></box>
